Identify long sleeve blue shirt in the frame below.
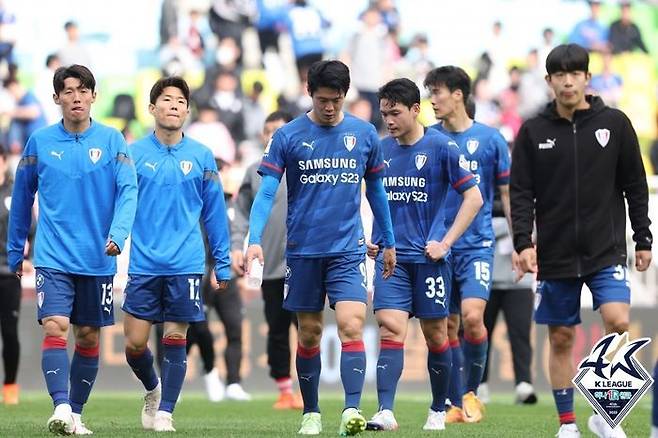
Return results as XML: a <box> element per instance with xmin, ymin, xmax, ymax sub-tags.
<box><xmin>129</xmin><ymin>133</ymin><xmax>231</xmax><ymax>281</ymax></box>
<box><xmin>7</xmin><ymin>120</ymin><xmax>138</xmax><ymax>275</ymax></box>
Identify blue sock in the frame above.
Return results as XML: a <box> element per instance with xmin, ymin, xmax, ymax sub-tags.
<box><xmin>651</xmin><ymin>362</ymin><xmax>658</xmax><ymax>427</ymax></box>
<box><xmin>296</xmin><ymin>344</ymin><xmax>321</xmax><ymax>414</ymax></box>
<box><xmin>376</xmin><ymin>340</ymin><xmax>404</xmax><ymax>411</ymax></box>
<box><xmin>125</xmin><ymin>347</ymin><xmax>159</xmax><ymax>392</ymax></box>
<box><xmin>42</xmin><ymin>336</ymin><xmax>70</xmax><ymax>407</ymax></box>
<box><xmin>69</xmin><ymin>344</ymin><xmax>99</xmax><ymax>414</ymax></box>
<box><xmin>428</xmin><ymin>341</ymin><xmax>452</xmax><ymax>412</ymax></box>
<box><xmin>341</xmin><ymin>340</ymin><xmax>366</xmax><ymax>410</ymax></box>
<box><xmin>463</xmin><ymin>331</ymin><xmax>488</xmax><ymax>393</ymax></box>
<box><xmin>448</xmin><ymin>339</ymin><xmax>464</xmax><ymax>408</ymax></box>
<box><xmin>552</xmin><ymin>388</ymin><xmax>575</xmax><ymax>424</ymax></box>
<box><xmin>159</xmin><ymin>338</ymin><xmax>187</xmax><ymax>414</ymax></box>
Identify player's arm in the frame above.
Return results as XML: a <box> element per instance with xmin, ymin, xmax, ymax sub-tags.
<box><xmin>365</xmin><ymin>178</ymin><xmax>396</xmax><ymax>278</ymax></box>
<box><xmin>107</xmin><ymin>132</ymin><xmax>138</xmax><ymax>256</ymax></box>
<box><xmin>201</xmin><ymin>157</ymin><xmax>231</xmax><ymax>290</ymax></box>
<box><xmin>7</xmin><ymin>136</ymin><xmax>38</xmax><ymax>276</ymax></box>
<box><xmin>617</xmin><ymin>113</ymin><xmax>652</xmax><ymax>271</ymax></box>
<box><xmin>510</xmin><ymin>124</ymin><xmax>537</xmax><ymax>274</ymax></box>
<box><xmin>230</xmin><ymin>165</ymin><xmax>257</xmax><ymax>275</ymax></box>
<box><xmin>245</xmin><ymin>174</ymin><xmax>280</xmax><ymax>273</ymax></box>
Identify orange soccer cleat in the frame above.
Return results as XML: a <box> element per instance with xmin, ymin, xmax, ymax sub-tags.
<box><xmin>3</xmin><ymin>383</ymin><xmax>19</xmax><ymax>405</ymax></box>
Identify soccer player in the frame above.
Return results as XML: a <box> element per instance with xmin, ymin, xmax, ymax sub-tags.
<box><xmin>245</xmin><ymin>60</ymin><xmax>396</xmax><ymax>436</ymax></box>
<box><xmin>7</xmin><ymin>64</ymin><xmax>138</xmax><ymax>435</ymax></box>
<box><xmin>426</xmin><ymin>66</ymin><xmax>512</xmax><ymax>424</ymax></box>
<box><xmin>122</xmin><ymin>77</ymin><xmax>231</xmax><ymax>432</ymax></box>
<box><xmin>231</xmin><ymin>110</ymin><xmax>304</xmax><ymax>409</ymax></box>
<box><xmin>511</xmin><ymin>44</ymin><xmax>652</xmax><ymax>438</ymax></box>
<box><xmin>366</xmin><ymin>78</ymin><xmax>482</xmax><ymax>431</ymax></box>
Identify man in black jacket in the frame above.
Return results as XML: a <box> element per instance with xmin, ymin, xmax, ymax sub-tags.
<box><xmin>510</xmin><ymin>44</ymin><xmax>652</xmax><ymax>438</ymax></box>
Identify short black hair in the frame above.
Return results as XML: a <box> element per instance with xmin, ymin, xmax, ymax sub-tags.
<box><xmin>377</xmin><ymin>78</ymin><xmax>420</xmax><ymax>109</ymax></box>
<box><xmin>545</xmin><ymin>44</ymin><xmax>589</xmax><ymax>75</ymax></box>
<box><xmin>307</xmin><ymin>60</ymin><xmax>351</xmax><ymax>96</ymax></box>
<box><xmin>149</xmin><ymin>76</ymin><xmax>190</xmax><ymax>107</ymax></box>
<box><xmin>64</xmin><ymin>21</ymin><xmax>77</xmax><ymax>30</ymax></box>
<box><xmin>265</xmin><ymin>110</ymin><xmax>293</xmax><ymax>124</ymax></box>
<box><xmin>53</xmin><ymin>64</ymin><xmax>96</xmax><ymax>95</ymax></box>
<box><xmin>46</xmin><ymin>53</ymin><xmax>59</xmax><ymax>68</ymax></box>
<box><xmin>423</xmin><ymin>65</ymin><xmax>472</xmax><ymax>104</ymax></box>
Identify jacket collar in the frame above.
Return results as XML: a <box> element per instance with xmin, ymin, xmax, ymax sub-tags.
<box><xmin>540</xmin><ymin>95</ymin><xmax>606</xmax><ymax>122</ymax></box>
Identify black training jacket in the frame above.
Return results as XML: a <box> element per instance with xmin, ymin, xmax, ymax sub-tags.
<box><xmin>511</xmin><ymin>95</ymin><xmax>652</xmax><ymax>280</ymax></box>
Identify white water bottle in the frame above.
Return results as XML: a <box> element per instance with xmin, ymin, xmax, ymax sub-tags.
<box><xmin>247</xmin><ymin>259</ymin><xmax>264</xmax><ymax>288</ymax></box>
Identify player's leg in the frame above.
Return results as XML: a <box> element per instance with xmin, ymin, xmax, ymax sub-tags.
<box><xmin>68</xmin><ymin>325</ymin><xmax>100</xmax><ymax>435</ymax></box>
<box><xmin>188</xmin><ymin>319</ymin><xmax>223</xmax><ymax>402</ymax></box>
<box><xmin>480</xmin><ymin>288</ymin><xmax>503</xmax><ymax>404</ymax></box>
<box><xmin>534</xmin><ymin>278</ymin><xmax>582</xmax><ymax>437</ymax></box>
<box><xmin>460</xmin><ymin>297</ymin><xmax>488</xmax><ymax>422</ymax></box>
<box><xmin>0</xmin><ymin>275</ymin><xmax>21</xmax><ymax>404</ymax></box>
<box><xmin>446</xmin><ymin>258</ymin><xmax>464</xmax><ymax>420</ymax></box>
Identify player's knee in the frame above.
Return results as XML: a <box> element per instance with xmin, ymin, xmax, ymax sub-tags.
<box><xmin>298</xmin><ymin>321</ymin><xmax>322</xmax><ymax>347</ymax></box>
<box><xmin>338</xmin><ymin>318</ymin><xmax>364</xmax><ymax>341</ymax></box>
<box><xmin>447</xmin><ymin>314</ymin><xmax>460</xmax><ymax>338</ymax></box>
<box><xmin>549</xmin><ymin>327</ymin><xmax>575</xmax><ymax>353</ymax></box>
<box><xmin>377</xmin><ymin>318</ymin><xmax>404</xmax><ymax>341</ymax></box>
<box><xmin>75</xmin><ymin>327</ymin><xmax>100</xmax><ymax>348</ymax></box>
<box><xmin>42</xmin><ymin>318</ymin><xmax>68</xmax><ymax>338</ymax></box>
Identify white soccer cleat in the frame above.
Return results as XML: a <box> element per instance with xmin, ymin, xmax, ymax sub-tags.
<box><xmin>651</xmin><ymin>425</ymin><xmax>658</xmax><ymax>438</ymax></box>
<box><xmin>142</xmin><ymin>381</ymin><xmax>162</xmax><ymax>430</ymax></box>
<box><xmin>298</xmin><ymin>412</ymin><xmax>322</xmax><ymax>435</ymax></box>
<box><xmin>71</xmin><ymin>413</ymin><xmax>93</xmax><ymax>435</ymax></box>
<box><xmin>204</xmin><ymin>368</ymin><xmax>225</xmax><ymax>402</ymax></box>
<box><xmin>225</xmin><ymin>383</ymin><xmax>252</xmax><ymax>401</ymax></box>
<box><xmin>478</xmin><ymin>382</ymin><xmax>491</xmax><ymax>404</ymax></box>
<box><xmin>367</xmin><ymin>409</ymin><xmax>398</xmax><ymax>431</ymax></box>
<box><xmin>423</xmin><ymin>408</ymin><xmax>446</xmax><ymax>431</ymax></box>
<box><xmin>587</xmin><ymin>414</ymin><xmax>626</xmax><ymax>438</ymax></box>
<box><xmin>47</xmin><ymin>403</ymin><xmax>75</xmax><ymax>436</ymax></box>
<box><xmin>515</xmin><ymin>381</ymin><xmax>538</xmax><ymax>404</ymax></box>
<box><xmin>153</xmin><ymin>411</ymin><xmax>176</xmax><ymax>432</ymax></box>
<box><xmin>556</xmin><ymin>423</ymin><xmax>581</xmax><ymax>438</ymax></box>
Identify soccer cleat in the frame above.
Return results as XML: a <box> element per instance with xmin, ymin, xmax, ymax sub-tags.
<box><xmin>225</xmin><ymin>383</ymin><xmax>252</xmax><ymax>401</ymax></box>
<box><xmin>273</xmin><ymin>392</ymin><xmax>304</xmax><ymax>410</ymax></box>
<box><xmin>72</xmin><ymin>413</ymin><xmax>93</xmax><ymax>435</ymax></box>
<box><xmin>423</xmin><ymin>408</ymin><xmax>446</xmax><ymax>431</ymax></box>
<box><xmin>651</xmin><ymin>426</ymin><xmax>658</xmax><ymax>438</ymax></box>
<box><xmin>515</xmin><ymin>381</ymin><xmax>538</xmax><ymax>405</ymax></box>
<box><xmin>462</xmin><ymin>391</ymin><xmax>485</xmax><ymax>423</ymax></box>
<box><xmin>445</xmin><ymin>405</ymin><xmax>465</xmax><ymax>423</ymax></box>
<box><xmin>153</xmin><ymin>411</ymin><xmax>176</xmax><ymax>432</ymax></box>
<box><xmin>141</xmin><ymin>381</ymin><xmax>162</xmax><ymax>430</ymax></box>
<box><xmin>3</xmin><ymin>383</ymin><xmax>19</xmax><ymax>405</ymax></box>
<box><xmin>339</xmin><ymin>408</ymin><xmax>366</xmax><ymax>436</ymax></box>
<box><xmin>556</xmin><ymin>423</ymin><xmax>581</xmax><ymax>437</ymax></box>
<box><xmin>587</xmin><ymin>414</ymin><xmax>626</xmax><ymax>438</ymax></box>
<box><xmin>298</xmin><ymin>412</ymin><xmax>322</xmax><ymax>435</ymax></box>
<box><xmin>366</xmin><ymin>409</ymin><xmax>398</xmax><ymax>431</ymax></box>
<box><xmin>47</xmin><ymin>403</ymin><xmax>75</xmax><ymax>436</ymax></box>
<box><xmin>204</xmin><ymin>368</ymin><xmax>225</xmax><ymax>402</ymax></box>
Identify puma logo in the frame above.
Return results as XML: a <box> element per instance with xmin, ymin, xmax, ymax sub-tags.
<box><xmin>299</xmin><ymin>375</ymin><xmax>312</xmax><ymax>382</ymax></box>
<box><xmin>377</xmin><ymin>364</ymin><xmax>388</xmax><ymax>370</ymax></box>
<box><xmin>353</xmin><ymin>368</ymin><xmax>365</xmax><ymax>374</ymax></box>
<box><xmin>46</xmin><ymin>368</ymin><xmax>60</xmax><ymax>375</ymax></box>
<box><xmin>145</xmin><ymin>162</ymin><xmax>157</xmax><ymax>171</ymax></box>
<box><xmin>50</xmin><ymin>151</ymin><xmax>64</xmax><ymax>160</ymax></box>
<box><xmin>430</xmin><ymin>367</ymin><xmax>441</xmax><ymax>375</ymax></box>
<box><xmin>302</xmin><ymin>141</ymin><xmax>315</xmax><ymax>150</ymax></box>
<box><xmin>82</xmin><ymin>379</ymin><xmax>94</xmax><ymax>386</ymax></box>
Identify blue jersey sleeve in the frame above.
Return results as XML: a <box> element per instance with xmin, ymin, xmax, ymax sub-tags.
<box><xmin>7</xmin><ymin>136</ymin><xmax>38</xmax><ymax>272</ymax></box>
<box><xmin>201</xmin><ymin>152</ymin><xmax>232</xmax><ymax>281</ymax></box>
<box><xmin>365</xmin><ymin>178</ymin><xmax>395</xmax><ymax>248</ymax></box>
<box><xmin>364</xmin><ymin>128</ymin><xmax>385</xmax><ymax>181</ymax></box>
<box><xmin>258</xmin><ymin>129</ymin><xmax>286</xmax><ymax>180</ymax></box>
<box><xmin>109</xmin><ymin>132</ymin><xmax>138</xmax><ymax>252</ymax></box>
<box><xmin>445</xmin><ymin>141</ymin><xmax>477</xmax><ymax>193</ymax></box>
<box><xmin>493</xmin><ymin>133</ymin><xmax>511</xmax><ymax>186</ymax></box>
<box><xmin>248</xmin><ymin>175</ymin><xmax>280</xmax><ymax>245</ymax></box>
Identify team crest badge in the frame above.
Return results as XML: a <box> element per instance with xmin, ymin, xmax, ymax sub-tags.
<box><xmin>595</xmin><ymin>129</ymin><xmax>610</xmax><ymax>148</ymax></box>
<box><xmin>415</xmin><ymin>153</ymin><xmax>427</xmax><ymax>170</ymax></box>
<box><xmin>37</xmin><ymin>292</ymin><xmax>44</xmax><ymax>308</ymax></box>
<box><xmin>180</xmin><ymin>160</ymin><xmax>193</xmax><ymax>175</ymax></box>
<box><xmin>88</xmin><ymin>148</ymin><xmax>102</xmax><ymax>164</ymax></box>
<box><xmin>36</xmin><ymin>273</ymin><xmax>45</xmax><ymax>289</ymax></box>
<box><xmin>466</xmin><ymin>139</ymin><xmax>479</xmax><ymax>155</ymax></box>
<box><xmin>343</xmin><ymin>135</ymin><xmax>357</xmax><ymax>152</ymax></box>
<box><xmin>573</xmin><ymin>332</ymin><xmax>653</xmax><ymax>429</ymax></box>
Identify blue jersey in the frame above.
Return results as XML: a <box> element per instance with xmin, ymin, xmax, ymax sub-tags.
<box><xmin>372</xmin><ymin>129</ymin><xmax>477</xmax><ymax>263</ymax></box>
<box><xmin>129</xmin><ymin>134</ymin><xmax>231</xmax><ymax>280</ymax></box>
<box><xmin>433</xmin><ymin>122</ymin><xmax>511</xmax><ymax>251</ymax></box>
<box><xmin>7</xmin><ymin>120</ymin><xmax>137</xmax><ymax>275</ymax></box>
<box><xmin>284</xmin><ymin>5</ymin><xmax>327</xmax><ymax>57</ymax></box>
<box><xmin>258</xmin><ymin>113</ymin><xmax>384</xmax><ymax>257</ymax></box>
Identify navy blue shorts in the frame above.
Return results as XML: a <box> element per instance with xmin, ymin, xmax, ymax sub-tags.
<box><xmin>35</xmin><ymin>268</ymin><xmax>115</xmax><ymax>327</ymax></box>
<box><xmin>122</xmin><ymin>274</ymin><xmax>205</xmax><ymax>323</ymax></box>
<box><xmin>373</xmin><ymin>259</ymin><xmax>452</xmax><ymax>319</ymax></box>
<box><xmin>449</xmin><ymin>249</ymin><xmax>494</xmax><ymax>314</ymax></box>
<box><xmin>534</xmin><ymin>264</ymin><xmax>631</xmax><ymax>326</ymax></box>
<box><xmin>283</xmin><ymin>253</ymin><xmax>367</xmax><ymax>312</ymax></box>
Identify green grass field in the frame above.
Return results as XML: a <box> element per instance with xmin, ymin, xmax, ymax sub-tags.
<box><xmin>0</xmin><ymin>392</ymin><xmax>652</xmax><ymax>437</ymax></box>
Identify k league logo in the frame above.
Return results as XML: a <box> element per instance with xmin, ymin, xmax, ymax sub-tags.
<box><xmin>573</xmin><ymin>332</ymin><xmax>653</xmax><ymax>429</ymax></box>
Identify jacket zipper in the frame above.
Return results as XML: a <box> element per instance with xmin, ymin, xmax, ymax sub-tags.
<box><xmin>573</xmin><ymin>122</ymin><xmax>581</xmax><ymax>277</ymax></box>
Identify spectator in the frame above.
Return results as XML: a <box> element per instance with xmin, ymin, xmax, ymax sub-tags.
<box><xmin>608</xmin><ymin>1</ymin><xmax>648</xmax><ymax>55</ymax></box>
<box><xmin>242</xmin><ymin>81</ymin><xmax>266</xmax><ymax>142</ymax></box>
<box><xmin>3</xmin><ymin>77</ymin><xmax>47</xmax><ymax>154</ymax></box>
<box><xmin>208</xmin><ymin>0</ymin><xmax>256</xmax><ymax>56</ymax></box>
<box><xmin>34</xmin><ymin>54</ymin><xmax>62</xmax><ymax>125</ymax></box>
<box><xmin>177</xmin><ymin>9</ymin><xmax>210</xmax><ymax>62</ymax></box>
<box><xmin>568</xmin><ymin>0</ymin><xmax>608</xmax><ymax>52</ymax></box>
<box><xmin>210</xmin><ymin>71</ymin><xmax>245</xmax><ymax>143</ymax></box>
<box><xmin>58</xmin><ymin>21</ymin><xmax>92</xmax><ymax>67</ymax></box>
<box><xmin>588</xmin><ymin>51</ymin><xmax>623</xmax><ymax>108</ymax></box>
<box><xmin>255</xmin><ymin>0</ymin><xmax>289</xmax><ymax>55</ymax></box>
<box><xmin>518</xmin><ymin>49</ymin><xmax>550</xmax><ymax>120</ymax></box>
<box><xmin>538</xmin><ymin>27</ymin><xmax>555</xmax><ymax>70</ymax></box>
<box><xmin>159</xmin><ymin>0</ymin><xmax>178</xmax><ymax>47</ymax></box>
<box><xmin>0</xmin><ymin>2</ymin><xmax>16</xmax><ymax>66</ymax></box>
<box><xmin>186</xmin><ymin>105</ymin><xmax>236</xmax><ymax>167</ymax></box>
<box><xmin>283</xmin><ymin>0</ymin><xmax>329</xmax><ymax>81</ymax></box>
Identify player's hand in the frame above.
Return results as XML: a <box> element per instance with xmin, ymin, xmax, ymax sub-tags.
<box><xmin>511</xmin><ymin>250</ymin><xmax>525</xmax><ymax>282</ymax></box>
<box><xmin>105</xmin><ymin>239</ymin><xmax>120</xmax><ymax>256</ymax></box>
<box><xmin>215</xmin><ymin>280</ymin><xmax>229</xmax><ymax>291</ymax></box>
<box><xmin>14</xmin><ymin>263</ymin><xmax>23</xmax><ymax>279</ymax></box>
<box><xmin>635</xmin><ymin>250</ymin><xmax>652</xmax><ymax>272</ymax></box>
<box><xmin>425</xmin><ymin>240</ymin><xmax>450</xmax><ymax>261</ymax></box>
<box><xmin>518</xmin><ymin>247</ymin><xmax>538</xmax><ymax>274</ymax></box>
<box><xmin>22</xmin><ymin>259</ymin><xmax>34</xmax><ymax>275</ymax></box>
<box><xmin>245</xmin><ymin>244</ymin><xmax>264</xmax><ymax>275</ymax></box>
<box><xmin>231</xmin><ymin>250</ymin><xmax>245</xmax><ymax>276</ymax></box>
<box><xmin>382</xmin><ymin>247</ymin><xmax>396</xmax><ymax>279</ymax></box>
<box><xmin>366</xmin><ymin>242</ymin><xmax>380</xmax><ymax>259</ymax></box>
